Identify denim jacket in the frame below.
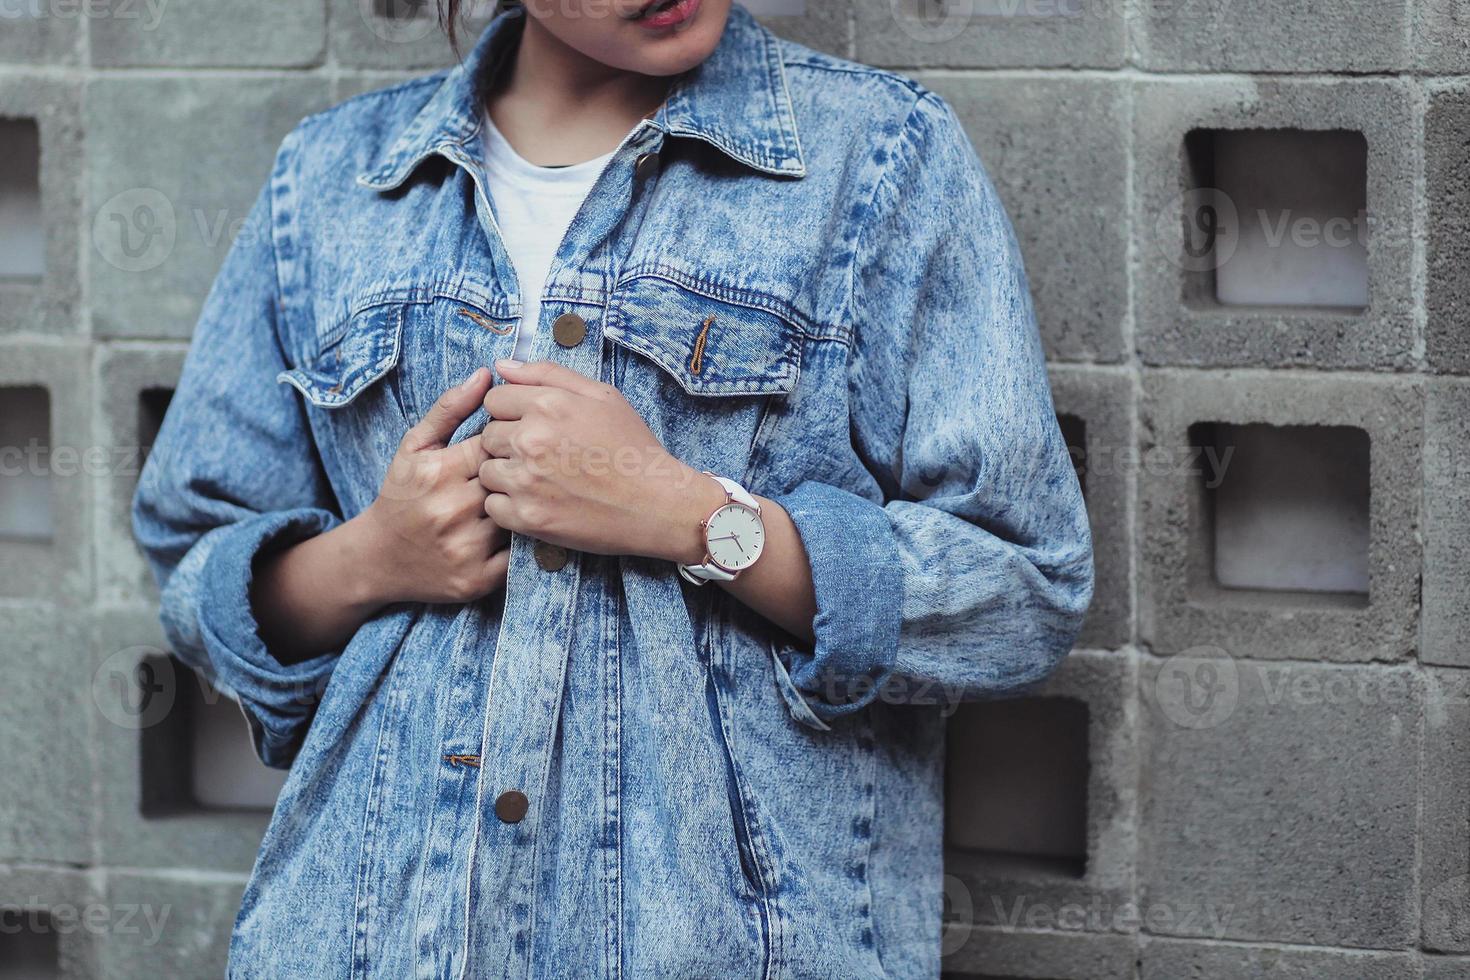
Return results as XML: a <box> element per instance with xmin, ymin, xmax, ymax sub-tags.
<box><xmin>132</xmin><ymin>6</ymin><xmax>1093</xmax><ymax>977</ymax></box>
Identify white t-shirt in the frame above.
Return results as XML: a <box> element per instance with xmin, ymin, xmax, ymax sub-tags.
<box><xmin>482</xmin><ymin>115</ymin><xmax>618</xmax><ymax>362</ymax></box>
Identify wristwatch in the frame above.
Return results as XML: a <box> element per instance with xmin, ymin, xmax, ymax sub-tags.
<box><xmin>677</xmin><ymin>474</ymin><xmax>766</xmax><ymax>586</ymax></box>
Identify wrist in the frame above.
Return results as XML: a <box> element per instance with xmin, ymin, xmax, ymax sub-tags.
<box><xmin>646</xmin><ymin>461</ymin><xmax>726</xmax><ymax>565</ymax></box>
<box><xmin>335</xmin><ymin>507</ymin><xmax>399</xmax><ymax>610</ymax></box>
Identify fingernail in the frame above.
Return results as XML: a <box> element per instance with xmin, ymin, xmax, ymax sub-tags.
<box><xmin>494</xmin><ymin>358</ymin><xmax>521</xmax><ymax>373</ymax></box>
<box><xmin>460</xmin><ymin>367</ymin><xmax>485</xmax><ymax>389</ymax></box>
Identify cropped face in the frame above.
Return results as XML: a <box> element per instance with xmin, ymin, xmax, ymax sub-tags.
<box><xmin>521</xmin><ymin>0</ymin><xmax>733</xmax><ymax>76</ymax></box>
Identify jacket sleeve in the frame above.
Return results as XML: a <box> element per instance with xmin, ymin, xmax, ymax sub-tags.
<box><xmin>132</xmin><ymin>133</ymin><xmax>343</xmax><ymax>768</ymax></box>
<box><xmin>769</xmin><ymin>91</ymin><xmax>1094</xmax><ymax>726</ymax></box>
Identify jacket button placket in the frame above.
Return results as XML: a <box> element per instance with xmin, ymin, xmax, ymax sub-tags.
<box><xmin>466</xmin><ymin>128</ymin><xmax>659</xmax><ymax>978</ymax></box>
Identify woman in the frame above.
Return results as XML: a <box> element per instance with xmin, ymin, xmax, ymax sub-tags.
<box><xmin>133</xmin><ymin>1</ymin><xmax>1093</xmax><ymax>976</ymax></box>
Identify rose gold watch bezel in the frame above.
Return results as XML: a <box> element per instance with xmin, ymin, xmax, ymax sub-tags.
<box><xmin>701</xmin><ymin>500</ymin><xmax>762</xmax><ymax>575</ymax></box>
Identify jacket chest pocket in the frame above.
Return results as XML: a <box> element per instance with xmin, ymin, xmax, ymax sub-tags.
<box><xmin>604</xmin><ymin>275</ymin><xmax>801</xmax><ymax>480</ymax></box>
<box><xmin>279</xmin><ymin>294</ymin><xmax>508</xmax><ymax>424</ymax></box>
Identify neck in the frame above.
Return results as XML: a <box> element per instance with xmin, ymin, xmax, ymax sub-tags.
<box><xmin>487</xmin><ymin>16</ymin><xmax>669</xmax><ymax>167</ymax></box>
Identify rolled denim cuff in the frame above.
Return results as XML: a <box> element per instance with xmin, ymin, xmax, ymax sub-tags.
<box><xmin>194</xmin><ymin>508</ymin><xmax>343</xmax><ymax>768</ymax></box>
<box><xmin>769</xmin><ymin>480</ymin><xmax>902</xmax><ymax>724</ymax></box>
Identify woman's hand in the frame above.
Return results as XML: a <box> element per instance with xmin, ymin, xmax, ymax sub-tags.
<box><xmin>352</xmin><ymin>367</ymin><xmax>512</xmax><ymax>605</ymax></box>
<box><xmin>477</xmin><ymin>358</ymin><xmax>722</xmax><ymax>563</ymax></box>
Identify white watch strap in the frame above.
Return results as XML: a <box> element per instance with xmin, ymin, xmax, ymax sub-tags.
<box><xmin>678</xmin><ymin>475</ymin><xmax>760</xmax><ymax>585</ymax></box>
<box><xmin>709</xmin><ymin>475</ymin><xmax>759</xmax><ymax>511</ymax></box>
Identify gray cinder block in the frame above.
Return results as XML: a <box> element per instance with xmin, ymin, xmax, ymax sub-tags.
<box><xmin>1138</xmin><ymin>0</ymin><xmax>1411</xmax><ymax>72</ymax></box>
<box><xmin>91</xmin><ymin>611</ymin><xmax>274</xmax><ymax>872</ymax></box>
<box><xmin>96</xmin><ymin>343</ymin><xmax>187</xmax><ymax>604</ymax></box>
<box><xmin>0</xmin><ymin>76</ymin><xmax>82</xmax><ymax>337</ymax></box>
<box><xmin>946</xmin><ymin>651</ymin><xmax>1138</xmax><ymax>939</ymax></box>
<box><xmin>942</xmin><ymin>924</ymin><xmax>1135</xmax><ymax>979</ymax></box>
<box><xmin>1133</xmin><ymin>78</ymin><xmax>1416</xmax><ymax>370</ymax></box>
<box><xmin>85</xmin><ymin>75</ymin><xmax>333</xmax><ymax>339</ymax></box>
<box><xmin>1427</xmin><ymin>955</ymin><xmax>1470</xmax><ymax>979</ymax></box>
<box><xmin>1049</xmin><ymin>365</ymin><xmax>1132</xmax><ymax>648</ymax></box>
<box><xmin>853</xmin><ymin>0</ymin><xmax>1125</xmax><ymax>69</ymax></box>
<box><xmin>97</xmin><ymin>871</ymin><xmax>245</xmax><ymax>979</ymax></box>
<box><xmin>1416</xmin><ymin>0</ymin><xmax>1470</xmax><ymax>73</ymax></box>
<box><xmin>331</xmin><ymin>0</ymin><xmax>496</xmax><ymax>70</ymax></box>
<box><xmin>924</xmin><ymin>75</ymin><xmax>1128</xmax><ymax>364</ymax></box>
<box><xmin>0</xmin><ymin>1</ymin><xmax>78</xmax><ymax>64</ymax></box>
<box><xmin>0</xmin><ymin>866</ymin><xmax>101</xmax><ymax>980</ymax></box>
<box><xmin>89</xmin><ymin>0</ymin><xmax>326</xmax><ymax>67</ymax></box>
<box><xmin>1426</xmin><ymin>85</ymin><xmax>1470</xmax><ymax>373</ymax></box>
<box><xmin>1424</xmin><ymin>381</ymin><xmax>1470</xmax><ymax>668</ymax></box>
<box><xmin>1422</xmin><ymin>668</ymin><xmax>1470</xmax><ymax>952</ymax></box>
<box><xmin>1139</xmin><ymin>654</ymin><xmax>1419</xmax><ymax>948</ymax></box>
<box><xmin>754</xmin><ymin>0</ymin><xmax>851</xmax><ymax>56</ymax></box>
<box><xmin>1140</xmin><ymin>937</ymin><xmax>1421</xmax><ymax>980</ymax></box>
<box><xmin>0</xmin><ymin>341</ymin><xmax>91</xmax><ymax>601</ymax></box>
<box><xmin>1140</xmin><ymin>369</ymin><xmax>1422</xmax><ymax>663</ymax></box>
<box><xmin>0</xmin><ymin>606</ymin><xmax>93</xmax><ymax>864</ymax></box>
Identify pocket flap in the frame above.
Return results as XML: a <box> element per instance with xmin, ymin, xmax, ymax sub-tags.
<box><xmin>605</xmin><ymin>277</ymin><xmax>800</xmax><ymax>397</ymax></box>
<box><xmin>277</xmin><ymin>304</ymin><xmax>404</xmax><ymax>409</ymax></box>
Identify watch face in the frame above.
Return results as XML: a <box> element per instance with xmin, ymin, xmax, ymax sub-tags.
<box><xmin>704</xmin><ymin>502</ymin><xmax>764</xmax><ymax>573</ymax></box>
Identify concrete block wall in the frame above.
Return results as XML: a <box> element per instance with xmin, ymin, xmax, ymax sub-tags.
<box><xmin>0</xmin><ymin>1</ymin><xmax>1464</xmax><ymax>977</ymax></box>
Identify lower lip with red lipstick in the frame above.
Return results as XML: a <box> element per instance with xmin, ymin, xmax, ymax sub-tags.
<box><xmin>633</xmin><ymin>0</ymin><xmax>701</xmax><ymax>29</ymax></box>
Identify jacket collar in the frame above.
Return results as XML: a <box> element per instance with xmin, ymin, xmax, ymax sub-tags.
<box><xmin>357</xmin><ymin>3</ymin><xmax>806</xmax><ymax>192</ymax></box>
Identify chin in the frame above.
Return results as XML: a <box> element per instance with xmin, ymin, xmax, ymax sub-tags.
<box><xmin>616</xmin><ymin>0</ymin><xmax>732</xmax><ymax>76</ymax></box>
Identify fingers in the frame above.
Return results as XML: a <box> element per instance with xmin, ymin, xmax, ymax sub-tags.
<box><xmin>484</xmin><ymin>491</ymin><xmax>512</xmax><ymax>527</ymax></box>
<box><xmin>477</xmin><ymin>455</ymin><xmax>520</xmax><ymax>494</ymax></box>
<box><xmin>480</xmin><ymin>419</ymin><xmax>512</xmax><ymax>458</ymax></box>
<box><xmin>494</xmin><ymin>358</ymin><xmax>605</xmax><ymax>399</ymax></box>
<box><xmin>481</xmin><ymin>545</ymin><xmax>512</xmax><ymax>594</ymax></box>
<box><xmin>482</xmin><ymin>382</ymin><xmax>544</xmax><ymax>422</ymax></box>
<box><xmin>445</xmin><ymin>431</ymin><xmax>492</xmax><ymax>480</ymax></box>
<box><xmin>406</xmin><ymin>368</ymin><xmax>494</xmax><ymax>451</ymax></box>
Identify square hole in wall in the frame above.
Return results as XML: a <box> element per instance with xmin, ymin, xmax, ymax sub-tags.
<box><xmin>1181</xmin><ymin>129</ymin><xmax>1368</xmax><ymax>312</ymax></box>
<box><xmin>0</xmin><ymin>119</ymin><xmax>44</xmax><ymax>282</ymax></box>
<box><xmin>0</xmin><ymin>909</ymin><xmax>58</xmax><ymax>979</ymax></box>
<box><xmin>139</xmin><ymin>656</ymin><xmax>286</xmax><ymax>816</ymax></box>
<box><xmin>0</xmin><ymin>386</ymin><xmax>53</xmax><ymax>542</ymax></box>
<box><xmin>138</xmin><ymin>387</ymin><xmax>173</xmax><ymax>455</ymax></box>
<box><xmin>945</xmin><ymin>697</ymin><xmax>1089</xmax><ymax>880</ymax></box>
<box><xmin>1190</xmin><ymin>422</ymin><xmax>1370</xmax><ymax>605</ymax></box>
<box><xmin>1057</xmin><ymin>414</ymin><xmax>1087</xmax><ymax>497</ymax></box>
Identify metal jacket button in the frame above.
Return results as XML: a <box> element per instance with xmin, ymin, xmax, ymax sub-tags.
<box><xmin>552</xmin><ymin>313</ymin><xmax>587</xmax><ymax>347</ymax></box>
<box><xmin>534</xmin><ymin>540</ymin><xmax>569</xmax><ymax>572</ymax></box>
<box><xmin>495</xmin><ymin>790</ymin><xmax>529</xmax><ymax>824</ymax></box>
<box><xmin>635</xmin><ymin>151</ymin><xmax>660</xmax><ymax>181</ymax></box>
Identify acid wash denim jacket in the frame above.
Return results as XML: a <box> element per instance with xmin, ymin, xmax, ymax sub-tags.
<box><xmin>132</xmin><ymin>5</ymin><xmax>1093</xmax><ymax>978</ymax></box>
